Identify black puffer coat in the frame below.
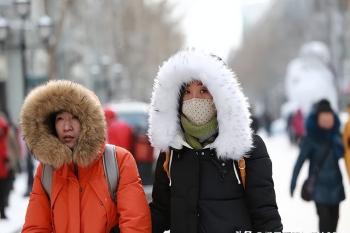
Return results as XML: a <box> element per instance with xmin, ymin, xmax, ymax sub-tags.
<box><xmin>150</xmin><ymin>135</ymin><xmax>282</xmax><ymax>233</ymax></box>
<box><xmin>148</xmin><ymin>50</ymin><xmax>282</xmax><ymax>233</ymax></box>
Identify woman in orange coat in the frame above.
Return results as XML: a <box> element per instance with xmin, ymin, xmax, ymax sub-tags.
<box><xmin>343</xmin><ymin>103</ymin><xmax>350</xmax><ymax>180</ymax></box>
<box><xmin>20</xmin><ymin>80</ymin><xmax>151</xmax><ymax>233</ymax></box>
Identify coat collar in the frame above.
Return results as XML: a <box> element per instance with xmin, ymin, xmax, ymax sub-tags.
<box><xmin>148</xmin><ymin>50</ymin><xmax>253</xmax><ymax>160</ymax></box>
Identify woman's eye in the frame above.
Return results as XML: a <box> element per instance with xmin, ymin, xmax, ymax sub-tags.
<box><xmin>55</xmin><ymin>117</ymin><xmax>63</xmax><ymax>122</ymax></box>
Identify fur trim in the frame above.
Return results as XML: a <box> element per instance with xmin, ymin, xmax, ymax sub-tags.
<box><xmin>20</xmin><ymin>80</ymin><xmax>106</xmax><ymax>168</ymax></box>
<box><xmin>148</xmin><ymin>50</ymin><xmax>253</xmax><ymax>160</ymax></box>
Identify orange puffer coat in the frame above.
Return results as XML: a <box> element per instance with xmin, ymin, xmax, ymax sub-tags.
<box><xmin>22</xmin><ymin>146</ymin><xmax>151</xmax><ymax>233</ymax></box>
<box><xmin>343</xmin><ymin>110</ymin><xmax>350</xmax><ymax>180</ymax></box>
<box><xmin>20</xmin><ymin>81</ymin><xmax>151</xmax><ymax>233</ymax></box>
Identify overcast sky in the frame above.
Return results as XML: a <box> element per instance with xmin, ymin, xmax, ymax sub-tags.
<box><xmin>169</xmin><ymin>0</ymin><xmax>243</xmax><ymax>61</ymax></box>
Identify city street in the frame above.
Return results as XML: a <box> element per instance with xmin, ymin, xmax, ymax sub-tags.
<box><xmin>1</xmin><ymin>131</ymin><xmax>350</xmax><ymax>233</ymax></box>
<box><xmin>1</xmin><ymin>0</ymin><xmax>349</xmax><ymax>232</ymax></box>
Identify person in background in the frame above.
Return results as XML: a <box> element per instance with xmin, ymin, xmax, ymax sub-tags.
<box><xmin>105</xmin><ymin>108</ymin><xmax>154</xmax><ymax>185</ymax></box>
<box><xmin>104</xmin><ymin>107</ymin><xmax>134</xmax><ymax>153</ymax></box>
<box><xmin>291</xmin><ymin>108</ymin><xmax>305</xmax><ymax>145</ymax></box>
<box><xmin>342</xmin><ymin>103</ymin><xmax>350</xmax><ymax>180</ymax></box>
<box><xmin>21</xmin><ymin>80</ymin><xmax>151</xmax><ymax>233</ymax></box>
<box><xmin>1</xmin><ymin>110</ymin><xmax>21</xmax><ymax>213</ymax></box>
<box><xmin>262</xmin><ymin>110</ymin><xmax>273</xmax><ymax>136</ymax></box>
<box><xmin>6</xmin><ymin>116</ymin><xmax>21</xmax><ymax>175</ymax></box>
<box><xmin>0</xmin><ymin>112</ymin><xmax>9</xmax><ymax>219</ymax></box>
<box><xmin>286</xmin><ymin>112</ymin><xmax>295</xmax><ymax>144</ymax></box>
<box><xmin>249</xmin><ymin>107</ymin><xmax>260</xmax><ymax>134</ymax></box>
<box><xmin>148</xmin><ymin>50</ymin><xmax>282</xmax><ymax>233</ymax></box>
<box><xmin>290</xmin><ymin>99</ymin><xmax>345</xmax><ymax>233</ymax></box>
<box><xmin>133</xmin><ymin>126</ymin><xmax>155</xmax><ymax>185</ymax></box>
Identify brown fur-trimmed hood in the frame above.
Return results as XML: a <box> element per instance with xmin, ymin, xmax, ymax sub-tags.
<box><xmin>20</xmin><ymin>80</ymin><xmax>106</xmax><ymax>168</ymax></box>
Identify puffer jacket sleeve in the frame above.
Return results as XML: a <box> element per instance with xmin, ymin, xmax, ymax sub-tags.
<box><xmin>343</xmin><ymin>121</ymin><xmax>350</xmax><ymax>179</ymax></box>
<box><xmin>149</xmin><ymin>152</ymin><xmax>171</xmax><ymax>233</ymax></box>
<box><xmin>244</xmin><ymin>135</ymin><xmax>283</xmax><ymax>232</ymax></box>
<box><xmin>116</xmin><ymin>147</ymin><xmax>152</xmax><ymax>233</ymax></box>
<box><xmin>22</xmin><ymin>163</ymin><xmax>52</xmax><ymax>233</ymax></box>
<box><xmin>290</xmin><ymin>137</ymin><xmax>311</xmax><ymax>194</ymax></box>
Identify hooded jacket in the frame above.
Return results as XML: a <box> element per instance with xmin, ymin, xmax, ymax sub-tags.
<box><xmin>20</xmin><ymin>80</ymin><xmax>151</xmax><ymax>233</ymax></box>
<box><xmin>0</xmin><ymin>115</ymin><xmax>9</xmax><ymax>179</ymax></box>
<box><xmin>342</xmin><ymin>107</ymin><xmax>350</xmax><ymax>180</ymax></box>
<box><xmin>148</xmin><ymin>50</ymin><xmax>282</xmax><ymax>233</ymax></box>
<box><xmin>291</xmin><ymin>111</ymin><xmax>345</xmax><ymax>204</ymax></box>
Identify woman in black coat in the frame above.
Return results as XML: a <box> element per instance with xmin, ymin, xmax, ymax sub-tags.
<box><xmin>148</xmin><ymin>50</ymin><xmax>282</xmax><ymax>233</ymax></box>
<box><xmin>290</xmin><ymin>99</ymin><xmax>345</xmax><ymax>233</ymax></box>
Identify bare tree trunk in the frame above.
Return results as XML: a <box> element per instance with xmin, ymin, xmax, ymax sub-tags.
<box><xmin>47</xmin><ymin>0</ymin><xmax>73</xmax><ymax>80</ymax></box>
<box><xmin>325</xmin><ymin>0</ymin><xmax>346</xmax><ymax>101</ymax></box>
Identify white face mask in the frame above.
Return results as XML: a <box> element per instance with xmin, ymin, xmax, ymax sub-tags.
<box><xmin>182</xmin><ymin>98</ymin><xmax>216</xmax><ymax>125</ymax></box>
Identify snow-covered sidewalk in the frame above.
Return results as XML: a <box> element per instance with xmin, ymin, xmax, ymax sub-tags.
<box><xmin>0</xmin><ymin>173</ymin><xmax>29</xmax><ymax>233</ymax></box>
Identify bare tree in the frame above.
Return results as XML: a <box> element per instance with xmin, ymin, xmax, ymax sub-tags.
<box><xmin>49</xmin><ymin>0</ymin><xmax>184</xmax><ymax>102</ymax></box>
<box><xmin>44</xmin><ymin>0</ymin><xmax>74</xmax><ymax>80</ymax></box>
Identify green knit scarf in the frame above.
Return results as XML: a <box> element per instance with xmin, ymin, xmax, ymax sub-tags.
<box><xmin>180</xmin><ymin>114</ymin><xmax>218</xmax><ymax>149</ymax></box>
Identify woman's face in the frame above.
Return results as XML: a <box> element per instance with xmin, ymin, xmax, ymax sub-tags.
<box><xmin>182</xmin><ymin>81</ymin><xmax>213</xmax><ymax>101</ymax></box>
<box><xmin>55</xmin><ymin>111</ymin><xmax>81</xmax><ymax>149</ymax></box>
<box><xmin>318</xmin><ymin>112</ymin><xmax>334</xmax><ymax>130</ymax></box>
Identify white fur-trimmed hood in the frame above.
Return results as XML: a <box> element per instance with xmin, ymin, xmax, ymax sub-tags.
<box><xmin>148</xmin><ymin>50</ymin><xmax>253</xmax><ymax>160</ymax></box>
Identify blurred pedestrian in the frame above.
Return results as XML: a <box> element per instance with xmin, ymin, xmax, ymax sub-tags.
<box><xmin>249</xmin><ymin>107</ymin><xmax>260</xmax><ymax>134</ymax></box>
<box><xmin>2</xmin><ymin>110</ymin><xmax>21</xmax><ymax>211</ymax></box>
<box><xmin>133</xmin><ymin>126</ymin><xmax>154</xmax><ymax>185</ymax></box>
<box><xmin>0</xmin><ymin>112</ymin><xmax>9</xmax><ymax>219</ymax></box>
<box><xmin>6</xmin><ymin>117</ymin><xmax>21</xmax><ymax>175</ymax></box>
<box><xmin>148</xmin><ymin>50</ymin><xmax>282</xmax><ymax>233</ymax></box>
<box><xmin>105</xmin><ymin>107</ymin><xmax>155</xmax><ymax>185</ymax></box>
<box><xmin>290</xmin><ymin>99</ymin><xmax>345</xmax><ymax>233</ymax></box>
<box><xmin>342</xmin><ymin>103</ymin><xmax>350</xmax><ymax>180</ymax></box>
<box><xmin>105</xmin><ymin>107</ymin><xmax>134</xmax><ymax>152</ymax></box>
<box><xmin>21</xmin><ymin>80</ymin><xmax>151</xmax><ymax>232</ymax></box>
<box><xmin>262</xmin><ymin>110</ymin><xmax>273</xmax><ymax>136</ymax></box>
<box><xmin>286</xmin><ymin>112</ymin><xmax>294</xmax><ymax>144</ymax></box>
<box><xmin>291</xmin><ymin>108</ymin><xmax>305</xmax><ymax>145</ymax></box>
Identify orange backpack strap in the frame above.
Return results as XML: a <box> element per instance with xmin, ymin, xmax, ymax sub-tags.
<box><xmin>238</xmin><ymin>158</ymin><xmax>246</xmax><ymax>189</ymax></box>
<box><xmin>163</xmin><ymin>150</ymin><xmax>171</xmax><ymax>178</ymax></box>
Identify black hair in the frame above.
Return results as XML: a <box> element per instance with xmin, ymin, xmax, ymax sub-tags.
<box><xmin>177</xmin><ymin>84</ymin><xmax>187</xmax><ymax>117</ymax></box>
<box><xmin>45</xmin><ymin>110</ymin><xmax>66</xmax><ymax>137</ymax></box>
<box><xmin>315</xmin><ymin>99</ymin><xmax>333</xmax><ymax>115</ymax></box>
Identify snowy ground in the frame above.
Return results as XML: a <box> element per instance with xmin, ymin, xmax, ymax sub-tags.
<box><xmin>1</xmin><ymin>132</ymin><xmax>350</xmax><ymax>233</ymax></box>
<box><xmin>0</xmin><ymin>173</ymin><xmax>29</xmax><ymax>233</ymax></box>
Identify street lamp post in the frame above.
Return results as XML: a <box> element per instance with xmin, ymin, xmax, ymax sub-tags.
<box><xmin>0</xmin><ymin>0</ymin><xmax>53</xmax><ymax>122</ymax></box>
<box><xmin>100</xmin><ymin>55</ymin><xmax>111</xmax><ymax>102</ymax></box>
<box><xmin>14</xmin><ymin>0</ymin><xmax>31</xmax><ymax>96</ymax></box>
<box><xmin>0</xmin><ymin>17</ymin><xmax>9</xmax><ymax>47</ymax></box>
<box><xmin>38</xmin><ymin>15</ymin><xmax>53</xmax><ymax>46</ymax></box>
<box><xmin>111</xmin><ymin>63</ymin><xmax>123</xmax><ymax>99</ymax></box>
<box><xmin>0</xmin><ymin>17</ymin><xmax>9</xmax><ymax>112</ymax></box>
